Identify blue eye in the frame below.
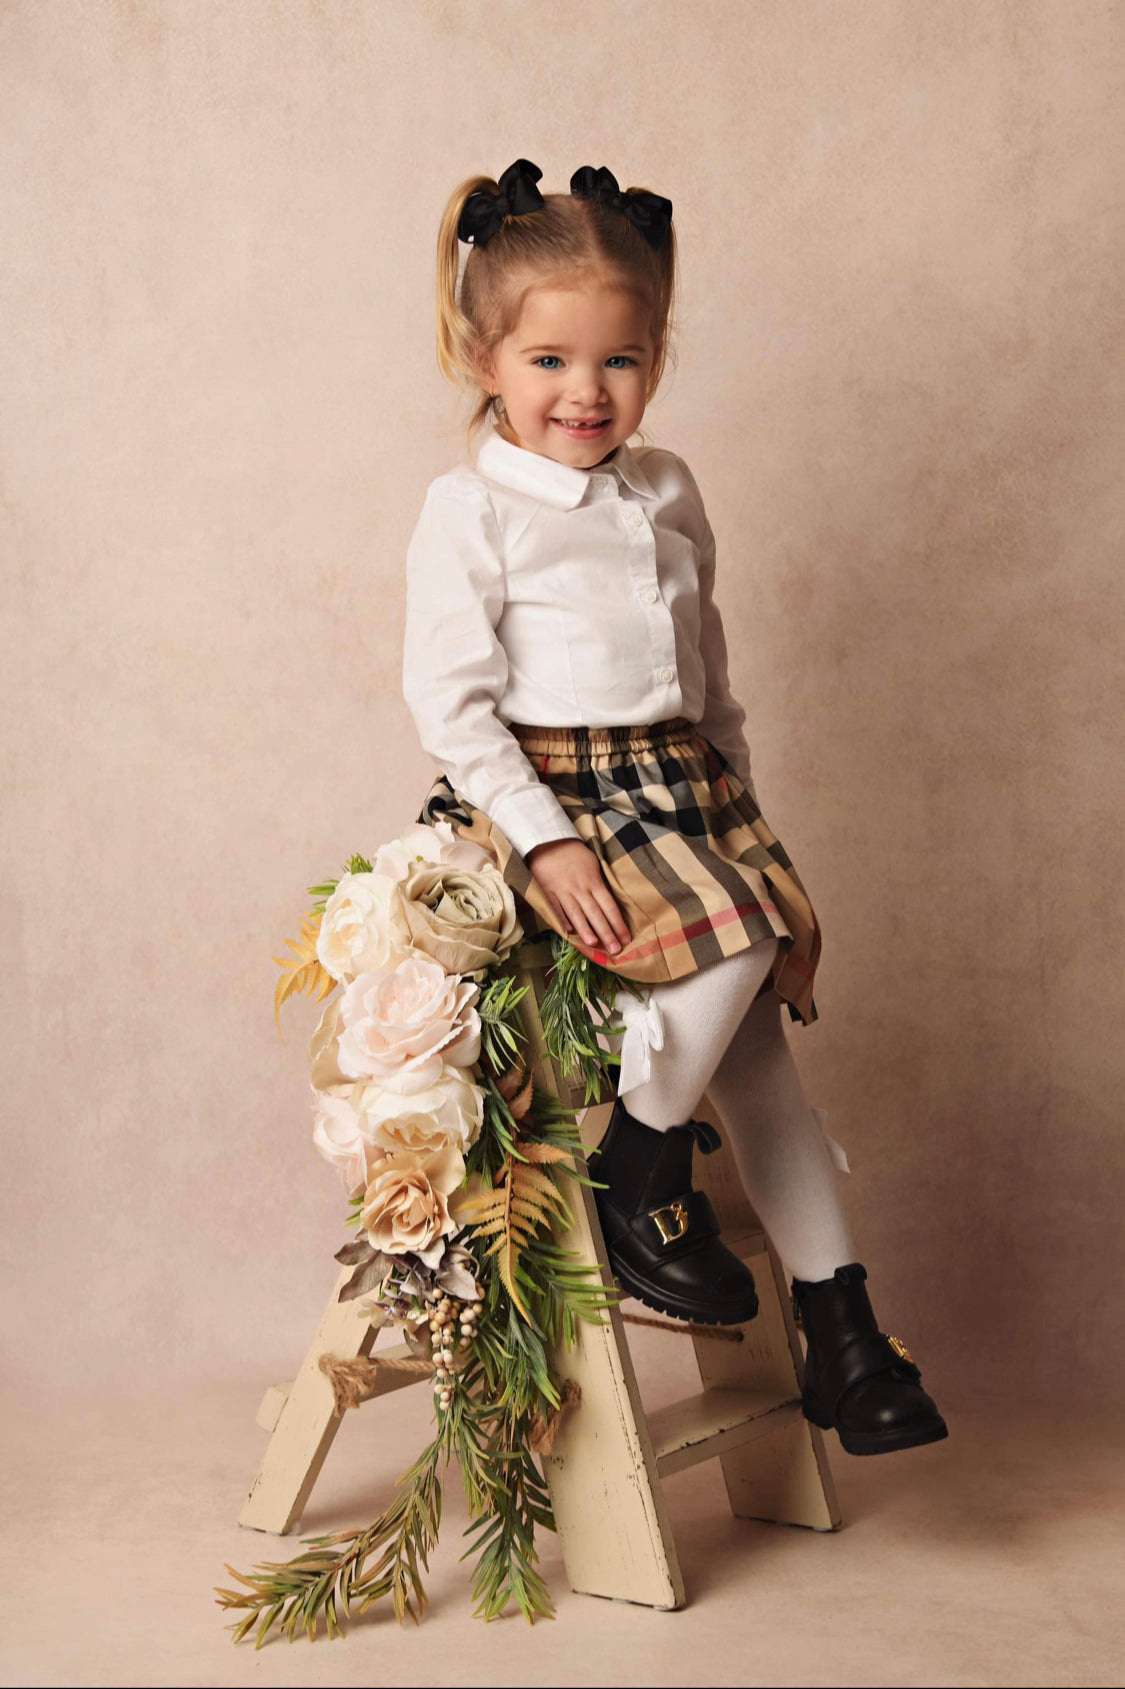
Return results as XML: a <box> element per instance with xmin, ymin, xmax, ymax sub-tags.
<box><xmin>532</xmin><ymin>355</ymin><xmax>637</xmax><ymax>370</ymax></box>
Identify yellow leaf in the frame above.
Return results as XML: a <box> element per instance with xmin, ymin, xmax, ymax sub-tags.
<box><xmin>509</xmin><ymin>1194</ymin><xmax>553</xmax><ymax>1219</ymax></box>
<box><xmin>468</xmin><ymin>1216</ymin><xmax>508</xmax><ymax>1240</ymax></box>
<box><xmin>516</xmin><ymin>1140</ymin><xmax>573</xmax><ymax>1166</ymax></box>
<box><xmin>454</xmin><ymin>1189</ymin><xmax>501</xmax><ymax>1225</ymax></box>
<box><xmin>272</xmin><ymin>910</ymin><xmax>337</xmax><ymax>1031</ymax></box>
<box><xmin>514</xmin><ymin>1165</ymin><xmax>567</xmax><ymax>1205</ymax></box>
<box><xmin>464</xmin><ymin>1148</ymin><xmax>574</xmax><ymax>1325</ymax></box>
<box><xmin>494</xmin><ymin>1233</ymin><xmax>530</xmax><ymax>1321</ymax></box>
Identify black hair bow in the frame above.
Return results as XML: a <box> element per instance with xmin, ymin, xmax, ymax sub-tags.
<box><xmin>458</xmin><ymin>158</ymin><xmax>546</xmax><ymax>248</ymax></box>
<box><xmin>570</xmin><ymin>165</ymin><xmax>673</xmax><ymax>251</ymax></box>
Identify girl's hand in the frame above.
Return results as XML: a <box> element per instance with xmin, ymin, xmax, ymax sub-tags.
<box><xmin>526</xmin><ymin>839</ymin><xmax>630</xmax><ymax>957</ymax></box>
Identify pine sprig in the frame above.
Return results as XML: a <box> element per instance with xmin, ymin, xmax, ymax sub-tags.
<box><xmin>476</xmin><ymin>971</ymin><xmax>530</xmax><ymax>1078</ymax></box>
<box><xmin>216</xmin><ymin>1433</ymin><xmax>443</xmax><ymax>1644</ymax></box>
<box><xmin>462</xmin><ymin>1427</ymin><xmax>556</xmax><ymax>1622</ymax></box>
<box><xmin>307</xmin><ymin>854</ymin><xmax>373</xmax><ymax>915</ymax></box>
<box><xmin>539</xmin><ymin>934</ymin><xmax>645</xmax><ymax>1104</ymax></box>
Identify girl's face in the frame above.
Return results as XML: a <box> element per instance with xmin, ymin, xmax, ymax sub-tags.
<box><xmin>480</xmin><ymin>282</ymin><xmax>658</xmax><ymax>466</ymax></box>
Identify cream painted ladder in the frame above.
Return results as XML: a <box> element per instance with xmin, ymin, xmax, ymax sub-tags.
<box><xmin>239</xmin><ymin>939</ymin><xmax>841</xmax><ymax>1607</ymax></box>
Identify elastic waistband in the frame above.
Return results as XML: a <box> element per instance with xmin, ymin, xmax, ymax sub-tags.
<box><xmin>509</xmin><ymin>716</ymin><xmax>701</xmax><ymax>758</ymax></box>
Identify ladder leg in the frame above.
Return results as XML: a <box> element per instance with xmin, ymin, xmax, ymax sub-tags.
<box><xmin>697</xmin><ymin>1240</ymin><xmax>840</xmax><ymax>1530</ymax></box>
<box><xmin>516</xmin><ymin>972</ymin><xmax>687</xmax><ymax>1610</ymax></box>
<box><xmin>690</xmin><ymin>1095</ymin><xmax>842</xmax><ymax>1533</ymax></box>
<box><xmin>540</xmin><ymin>1156</ymin><xmax>687</xmax><ymax>1609</ymax></box>
<box><xmin>239</xmin><ymin>1265</ymin><xmax>383</xmax><ymax>1536</ymax></box>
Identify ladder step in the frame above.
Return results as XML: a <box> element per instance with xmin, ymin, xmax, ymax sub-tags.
<box><xmin>648</xmin><ymin>1388</ymin><xmax>804</xmax><ymax>1478</ymax></box>
<box><xmin>256</xmin><ymin>1383</ymin><xmax>291</xmax><ymax>1433</ymax></box>
<box><xmin>253</xmin><ymin>1342</ymin><xmax>418</xmax><ymax>1432</ymax></box>
<box><xmin>728</xmin><ymin>1228</ymin><xmax>767</xmax><ymax>1260</ymax></box>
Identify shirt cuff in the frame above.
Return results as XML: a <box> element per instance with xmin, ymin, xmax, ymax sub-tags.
<box><xmin>488</xmin><ymin>785</ymin><xmax>581</xmax><ymax>859</ymax></box>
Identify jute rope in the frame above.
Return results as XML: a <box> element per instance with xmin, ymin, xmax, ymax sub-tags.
<box><xmin>622</xmin><ymin>1311</ymin><xmax>744</xmax><ymax>1343</ymax></box>
<box><xmin>317</xmin><ymin>1351</ymin><xmax>582</xmax><ymax>1451</ymax></box>
<box><xmin>318</xmin><ymin>1351</ymin><xmax>431</xmax><ymax>1414</ymax></box>
<box><xmin>527</xmin><ymin>1378</ymin><xmax>581</xmax><ymax>1455</ymax></box>
<box><xmin>318</xmin><ymin>1309</ymin><xmax>741</xmax><ymax>1419</ymax></box>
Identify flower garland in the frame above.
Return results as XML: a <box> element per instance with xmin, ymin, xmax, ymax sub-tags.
<box><xmin>216</xmin><ymin>822</ymin><xmax>642</xmax><ymax>1642</ymax></box>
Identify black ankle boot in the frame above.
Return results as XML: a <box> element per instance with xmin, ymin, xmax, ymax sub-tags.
<box><xmin>588</xmin><ymin>1095</ymin><xmax>759</xmax><ymax>1325</ymax></box>
<box><xmin>793</xmin><ymin>1262</ymin><xmax>948</xmax><ymax>1456</ymax></box>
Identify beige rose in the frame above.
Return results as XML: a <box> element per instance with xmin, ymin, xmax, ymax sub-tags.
<box><xmin>400</xmin><ymin>861</ymin><xmax>522</xmax><ymax>978</ymax></box>
<box><xmin>337</xmin><ymin>956</ymin><xmax>481</xmax><ymax>1093</ymax></box>
<box><xmin>372</xmin><ymin>821</ymin><xmax>491</xmax><ymax>881</ymax></box>
<box><xmin>316</xmin><ymin>872</ymin><xmax>412</xmax><ymax>983</ymax></box>
<box><xmin>357</xmin><ymin>1064</ymin><xmax>485</xmax><ymax>1157</ymax></box>
<box><xmin>359</xmin><ymin>1144</ymin><xmax>466</xmax><ymax>1268</ymax></box>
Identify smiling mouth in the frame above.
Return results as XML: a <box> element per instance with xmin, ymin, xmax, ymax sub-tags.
<box><xmin>551</xmin><ymin>418</ymin><xmax>612</xmax><ymax>430</ymax></box>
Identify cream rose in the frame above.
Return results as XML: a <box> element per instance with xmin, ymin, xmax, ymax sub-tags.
<box><xmin>400</xmin><ymin>861</ymin><xmax>522</xmax><ymax>978</ymax></box>
<box><xmin>337</xmin><ymin>956</ymin><xmax>481</xmax><ymax>1093</ymax></box>
<box><xmin>316</xmin><ymin>872</ymin><xmax>412</xmax><ymax>983</ymax></box>
<box><xmin>356</xmin><ymin>1064</ymin><xmax>485</xmax><ymax>1157</ymax></box>
<box><xmin>311</xmin><ymin>1091</ymin><xmax>384</xmax><ymax>1197</ymax></box>
<box><xmin>372</xmin><ymin>821</ymin><xmax>491</xmax><ymax>881</ymax></box>
<box><xmin>359</xmin><ymin>1144</ymin><xmax>466</xmax><ymax>1268</ymax></box>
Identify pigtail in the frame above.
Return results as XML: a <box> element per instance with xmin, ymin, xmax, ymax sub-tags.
<box><xmin>622</xmin><ymin>183</ymin><xmax>679</xmax><ymax>401</ymax></box>
<box><xmin>435</xmin><ymin>175</ymin><xmax>494</xmax><ymax>390</ymax></box>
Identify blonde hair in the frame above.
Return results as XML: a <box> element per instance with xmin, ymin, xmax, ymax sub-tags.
<box><xmin>435</xmin><ymin>172</ymin><xmax>679</xmax><ymax>451</ymax></box>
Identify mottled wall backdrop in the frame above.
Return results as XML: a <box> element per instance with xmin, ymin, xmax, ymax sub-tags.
<box><xmin>2</xmin><ymin>0</ymin><xmax>1122</xmax><ymax>1409</ymax></box>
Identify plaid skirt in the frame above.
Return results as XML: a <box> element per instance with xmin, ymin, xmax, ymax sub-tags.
<box><xmin>415</xmin><ymin>716</ymin><xmax>821</xmax><ymax>1025</ymax></box>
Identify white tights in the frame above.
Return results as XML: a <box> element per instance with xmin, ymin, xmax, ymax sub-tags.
<box><xmin>614</xmin><ymin>939</ymin><xmax>857</xmax><ymax>1283</ymax></box>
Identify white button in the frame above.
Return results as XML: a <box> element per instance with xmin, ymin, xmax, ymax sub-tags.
<box><xmin>592</xmin><ymin>474</ymin><xmax>611</xmax><ymax>489</ymax></box>
<box><xmin>625</xmin><ymin>507</ymin><xmax>644</xmax><ymax>527</ymax></box>
<box><xmin>659</xmin><ymin>666</ymin><xmax>675</xmax><ymax>684</ymax></box>
<box><xmin>641</xmin><ymin>586</ymin><xmax>659</xmax><ymax>604</ymax></box>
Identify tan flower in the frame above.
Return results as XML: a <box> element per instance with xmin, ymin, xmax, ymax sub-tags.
<box><xmin>337</xmin><ymin>956</ymin><xmax>481</xmax><ymax>1093</ymax></box>
<box><xmin>359</xmin><ymin>1144</ymin><xmax>465</xmax><ymax>1268</ymax></box>
<box><xmin>400</xmin><ymin>861</ymin><xmax>522</xmax><ymax>978</ymax></box>
<box><xmin>357</xmin><ymin>1065</ymin><xmax>484</xmax><ymax>1157</ymax></box>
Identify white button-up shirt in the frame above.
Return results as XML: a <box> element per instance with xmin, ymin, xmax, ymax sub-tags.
<box><xmin>402</xmin><ymin>425</ymin><xmax>756</xmax><ymax>859</ymax></box>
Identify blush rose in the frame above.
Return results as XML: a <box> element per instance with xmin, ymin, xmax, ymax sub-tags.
<box><xmin>337</xmin><ymin>956</ymin><xmax>481</xmax><ymax>1093</ymax></box>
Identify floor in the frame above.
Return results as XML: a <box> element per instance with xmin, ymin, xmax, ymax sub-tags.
<box><xmin>2</xmin><ymin>1364</ymin><xmax>1121</xmax><ymax>1688</ymax></box>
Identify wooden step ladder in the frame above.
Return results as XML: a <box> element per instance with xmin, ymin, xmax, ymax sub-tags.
<box><xmin>239</xmin><ymin>939</ymin><xmax>841</xmax><ymax>1607</ymax></box>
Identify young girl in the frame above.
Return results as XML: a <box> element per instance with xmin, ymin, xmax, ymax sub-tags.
<box><xmin>403</xmin><ymin>158</ymin><xmax>947</xmax><ymax>1458</ymax></box>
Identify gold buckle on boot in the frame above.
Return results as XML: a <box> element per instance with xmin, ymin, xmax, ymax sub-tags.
<box><xmin>650</xmin><ymin>1201</ymin><xmax>690</xmax><ymax>1245</ymax></box>
<box><xmin>886</xmin><ymin>1333</ymin><xmax>915</xmax><ymax>1364</ymax></box>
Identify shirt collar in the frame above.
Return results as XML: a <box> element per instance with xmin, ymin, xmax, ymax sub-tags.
<box><xmin>474</xmin><ymin>426</ymin><xmax>658</xmax><ymax>509</ymax></box>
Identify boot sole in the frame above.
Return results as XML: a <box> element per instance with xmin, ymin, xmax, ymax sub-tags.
<box><xmin>836</xmin><ymin>1418</ymin><xmax>949</xmax><ymax>1456</ymax></box>
<box><xmin>801</xmin><ymin>1392</ymin><xmax>950</xmax><ymax>1455</ymax></box>
<box><xmin>611</xmin><ymin>1256</ymin><xmax>759</xmax><ymax>1327</ymax></box>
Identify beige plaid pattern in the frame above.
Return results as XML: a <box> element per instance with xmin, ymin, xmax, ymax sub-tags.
<box><xmin>417</xmin><ymin>716</ymin><xmax>822</xmax><ymax>1025</ymax></box>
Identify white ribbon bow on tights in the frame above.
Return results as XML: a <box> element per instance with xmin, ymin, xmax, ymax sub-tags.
<box><xmin>614</xmin><ymin>988</ymin><xmax>666</xmax><ymax>1096</ymax></box>
<box><xmin>612</xmin><ymin>987</ymin><xmax>851</xmax><ymax>1174</ymax></box>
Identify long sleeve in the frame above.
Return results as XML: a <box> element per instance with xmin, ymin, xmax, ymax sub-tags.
<box><xmin>678</xmin><ymin>461</ymin><xmax>759</xmax><ymax>804</ymax></box>
<box><xmin>402</xmin><ymin>478</ymin><xmax>581</xmax><ymax>857</ymax></box>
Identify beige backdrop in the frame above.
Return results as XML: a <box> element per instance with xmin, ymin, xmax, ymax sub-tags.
<box><xmin>3</xmin><ymin>0</ymin><xmax>1123</xmax><ymax>1429</ymax></box>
